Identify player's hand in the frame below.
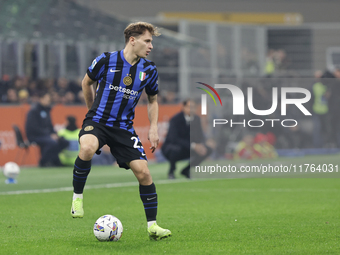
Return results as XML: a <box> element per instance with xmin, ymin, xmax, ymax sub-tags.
<box><xmin>148</xmin><ymin>127</ymin><xmax>159</xmax><ymax>153</ymax></box>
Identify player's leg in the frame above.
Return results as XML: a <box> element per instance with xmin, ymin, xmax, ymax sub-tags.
<box><xmin>128</xmin><ymin>160</ymin><xmax>155</xmax><ymax>225</ymax></box>
<box><xmin>71</xmin><ymin>134</ymin><xmax>99</xmax><ymax>218</ymax></box>
<box><xmin>129</xmin><ymin>160</ymin><xmax>171</xmax><ymax>240</ymax></box>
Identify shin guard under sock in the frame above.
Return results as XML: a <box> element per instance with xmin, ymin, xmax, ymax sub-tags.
<box><xmin>139</xmin><ymin>183</ymin><xmax>158</xmax><ymax>222</ymax></box>
<box><xmin>73</xmin><ymin>157</ymin><xmax>91</xmax><ymax>194</ymax></box>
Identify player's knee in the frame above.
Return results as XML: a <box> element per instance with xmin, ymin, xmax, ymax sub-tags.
<box><xmin>135</xmin><ymin>167</ymin><xmax>152</xmax><ymax>184</ymax></box>
<box><xmin>79</xmin><ymin>143</ymin><xmax>97</xmax><ymax>159</ymax></box>
<box><xmin>141</xmin><ymin>168</ymin><xmax>151</xmax><ymax>179</ymax></box>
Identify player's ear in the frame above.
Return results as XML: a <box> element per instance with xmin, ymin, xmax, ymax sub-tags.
<box><xmin>130</xmin><ymin>36</ymin><xmax>135</xmax><ymax>46</ymax></box>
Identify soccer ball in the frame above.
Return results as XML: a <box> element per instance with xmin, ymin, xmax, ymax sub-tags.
<box><xmin>3</xmin><ymin>162</ymin><xmax>20</xmax><ymax>179</ymax></box>
<box><xmin>93</xmin><ymin>215</ymin><xmax>123</xmax><ymax>241</ymax></box>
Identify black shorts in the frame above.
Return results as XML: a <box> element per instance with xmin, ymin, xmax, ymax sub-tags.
<box><xmin>79</xmin><ymin>120</ymin><xmax>147</xmax><ymax>169</ymax></box>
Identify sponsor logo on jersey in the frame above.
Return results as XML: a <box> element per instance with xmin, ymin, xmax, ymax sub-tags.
<box><xmin>109</xmin><ymin>84</ymin><xmax>139</xmax><ymax>100</ymax></box>
<box><xmin>109</xmin><ymin>85</ymin><xmax>138</xmax><ymax>96</ymax></box>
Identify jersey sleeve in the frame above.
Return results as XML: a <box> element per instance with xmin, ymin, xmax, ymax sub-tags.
<box><xmin>86</xmin><ymin>52</ymin><xmax>109</xmax><ymax>81</ymax></box>
<box><xmin>145</xmin><ymin>67</ymin><xmax>159</xmax><ymax>95</ymax></box>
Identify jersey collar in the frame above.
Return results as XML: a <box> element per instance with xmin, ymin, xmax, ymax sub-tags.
<box><xmin>120</xmin><ymin>50</ymin><xmax>141</xmax><ymax>67</ymax></box>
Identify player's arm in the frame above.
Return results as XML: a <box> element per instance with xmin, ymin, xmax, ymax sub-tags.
<box><xmin>82</xmin><ymin>73</ymin><xmax>96</xmax><ymax>110</ymax></box>
<box><xmin>147</xmin><ymin>94</ymin><xmax>159</xmax><ymax>153</ymax></box>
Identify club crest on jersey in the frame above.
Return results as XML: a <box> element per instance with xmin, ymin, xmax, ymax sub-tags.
<box><xmin>84</xmin><ymin>126</ymin><xmax>94</xmax><ymax>131</ymax></box>
<box><xmin>139</xmin><ymin>72</ymin><xmax>146</xmax><ymax>81</ymax></box>
<box><xmin>123</xmin><ymin>74</ymin><xmax>133</xmax><ymax>86</ymax></box>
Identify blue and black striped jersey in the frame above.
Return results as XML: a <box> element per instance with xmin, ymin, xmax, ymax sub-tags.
<box><xmin>85</xmin><ymin>50</ymin><xmax>158</xmax><ymax>132</ymax></box>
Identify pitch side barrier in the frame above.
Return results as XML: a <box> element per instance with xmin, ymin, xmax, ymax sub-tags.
<box><xmin>0</xmin><ymin>103</ymin><xmax>182</xmax><ymax>166</ymax></box>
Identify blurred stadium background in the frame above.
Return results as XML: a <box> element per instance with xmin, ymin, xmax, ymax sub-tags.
<box><xmin>1</xmin><ymin>0</ymin><xmax>340</xmax><ymax>165</ymax></box>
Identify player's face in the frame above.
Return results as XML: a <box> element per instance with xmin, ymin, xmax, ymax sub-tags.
<box><xmin>134</xmin><ymin>30</ymin><xmax>153</xmax><ymax>58</ymax></box>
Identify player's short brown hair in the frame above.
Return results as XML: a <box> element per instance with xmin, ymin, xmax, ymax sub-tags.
<box><xmin>124</xmin><ymin>21</ymin><xmax>160</xmax><ymax>44</ymax></box>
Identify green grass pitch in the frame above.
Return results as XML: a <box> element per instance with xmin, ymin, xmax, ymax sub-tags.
<box><xmin>0</xmin><ymin>155</ymin><xmax>339</xmax><ymax>255</ymax></box>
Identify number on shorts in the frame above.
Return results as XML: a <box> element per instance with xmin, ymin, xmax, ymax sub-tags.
<box><xmin>131</xmin><ymin>136</ymin><xmax>145</xmax><ymax>156</ymax></box>
<box><xmin>131</xmin><ymin>136</ymin><xmax>141</xmax><ymax>149</ymax></box>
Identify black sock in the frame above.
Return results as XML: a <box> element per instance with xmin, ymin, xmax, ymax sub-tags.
<box><xmin>73</xmin><ymin>157</ymin><xmax>91</xmax><ymax>194</ymax></box>
<box><xmin>139</xmin><ymin>183</ymin><xmax>157</xmax><ymax>222</ymax></box>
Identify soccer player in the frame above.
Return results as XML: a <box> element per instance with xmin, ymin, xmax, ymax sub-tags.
<box><xmin>70</xmin><ymin>22</ymin><xmax>171</xmax><ymax>240</ymax></box>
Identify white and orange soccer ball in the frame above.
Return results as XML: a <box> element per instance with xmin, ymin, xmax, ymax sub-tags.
<box><xmin>93</xmin><ymin>215</ymin><xmax>123</xmax><ymax>241</ymax></box>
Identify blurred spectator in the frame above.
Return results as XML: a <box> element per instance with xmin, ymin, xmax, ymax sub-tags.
<box><xmin>27</xmin><ymin>79</ymin><xmax>39</xmax><ymax>103</ymax></box>
<box><xmin>266</xmin><ymin>132</ymin><xmax>276</xmax><ymax>147</ymax></box>
<box><xmin>77</xmin><ymin>90</ymin><xmax>86</xmax><ymax>105</ymax></box>
<box><xmin>18</xmin><ymin>89</ymin><xmax>29</xmax><ymax>104</ymax></box>
<box><xmin>58</xmin><ymin>115</ymin><xmax>81</xmax><ymax>166</ymax></box>
<box><xmin>0</xmin><ymin>74</ymin><xmax>11</xmax><ymax>102</ymax></box>
<box><xmin>161</xmin><ymin>90</ymin><xmax>178</xmax><ymax>104</ymax></box>
<box><xmin>68</xmin><ymin>78</ymin><xmax>83</xmax><ymax>104</ymax></box>
<box><xmin>151</xmin><ymin>47</ymin><xmax>178</xmax><ymax>67</ymax></box>
<box><xmin>0</xmin><ymin>76</ymin><xmax>61</xmax><ymax>104</ymax></box>
<box><xmin>275</xmin><ymin>49</ymin><xmax>288</xmax><ymax>70</ymax></box>
<box><xmin>276</xmin><ymin>100</ymin><xmax>311</xmax><ymax>149</ymax></box>
<box><xmin>21</xmin><ymin>76</ymin><xmax>29</xmax><ymax>90</ymax></box>
<box><xmin>12</xmin><ymin>76</ymin><xmax>25</xmax><ymax>92</ymax></box>
<box><xmin>253</xmin><ymin>133</ymin><xmax>278</xmax><ymax>159</ymax></box>
<box><xmin>55</xmin><ymin>77</ymin><xmax>73</xmax><ymax>104</ymax></box>
<box><xmin>44</xmin><ymin>78</ymin><xmax>55</xmax><ymax>92</ymax></box>
<box><xmin>161</xmin><ymin>99</ymin><xmax>213</xmax><ymax>179</ymax></box>
<box><xmin>241</xmin><ymin>47</ymin><xmax>259</xmax><ymax>75</ymax></box>
<box><xmin>328</xmin><ymin>67</ymin><xmax>340</xmax><ymax>147</ymax></box>
<box><xmin>233</xmin><ymin>134</ymin><xmax>261</xmax><ymax>160</ymax></box>
<box><xmin>1</xmin><ymin>74</ymin><xmax>10</xmax><ymax>82</ymax></box>
<box><xmin>25</xmin><ymin>90</ymin><xmax>69</xmax><ymax>167</ymax></box>
<box><xmin>56</xmin><ymin>77</ymin><xmax>69</xmax><ymax>94</ymax></box>
<box><xmin>264</xmin><ymin>49</ymin><xmax>291</xmax><ymax>76</ymax></box>
<box><xmin>51</xmin><ymin>90</ymin><xmax>61</xmax><ymax>104</ymax></box>
<box><xmin>4</xmin><ymin>88</ymin><xmax>19</xmax><ymax>104</ymax></box>
<box><xmin>312</xmin><ymin>70</ymin><xmax>330</xmax><ymax>148</ymax></box>
<box><xmin>265</xmin><ymin>49</ymin><xmax>276</xmax><ymax>76</ymax></box>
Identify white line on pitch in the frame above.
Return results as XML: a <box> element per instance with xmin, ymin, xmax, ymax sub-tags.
<box><xmin>0</xmin><ymin>178</ymin><xmax>210</xmax><ymax>195</ymax></box>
